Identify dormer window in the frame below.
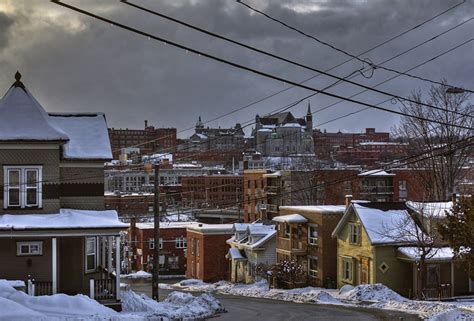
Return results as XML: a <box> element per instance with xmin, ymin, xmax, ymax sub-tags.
<box><xmin>3</xmin><ymin>166</ymin><xmax>42</xmax><ymax>209</ymax></box>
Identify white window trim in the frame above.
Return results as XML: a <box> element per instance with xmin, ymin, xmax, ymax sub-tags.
<box><xmin>85</xmin><ymin>237</ymin><xmax>98</xmax><ymax>273</ymax></box>
<box><xmin>3</xmin><ymin>166</ymin><xmax>42</xmax><ymax>209</ymax></box>
<box><xmin>308</xmin><ymin>224</ymin><xmax>318</xmax><ymax>246</ymax></box>
<box><xmin>308</xmin><ymin>256</ymin><xmax>318</xmax><ymax>278</ymax></box>
<box><xmin>341</xmin><ymin>257</ymin><xmax>354</xmax><ymax>282</ymax></box>
<box><xmin>349</xmin><ymin>223</ymin><xmax>361</xmax><ymax>245</ymax></box>
<box><xmin>175</xmin><ymin>236</ymin><xmax>187</xmax><ymax>249</ymax></box>
<box><xmin>149</xmin><ymin>238</ymin><xmax>155</xmax><ymax>249</ymax></box>
<box><xmin>17</xmin><ymin>241</ymin><xmax>43</xmax><ymax>256</ymax></box>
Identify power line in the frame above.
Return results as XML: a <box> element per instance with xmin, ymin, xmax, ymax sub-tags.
<box><xmin>120</xmin><ymin>0</ymin><xmax>473</xmax><ymax>118</ymax></box>
<box><xmin>51</xmin><ymin>0</ymin><xmax>473</xmax><ymax>132</ymax></box>
<box><xmin>237</xmin><ymin>0</ymin><xmax>474</xmax><ymax>93</ymax></box>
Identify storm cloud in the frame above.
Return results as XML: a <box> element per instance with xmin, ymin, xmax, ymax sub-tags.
<box><xmin>0</xmin><ymin>0</ymin><xmax>472</xmax><ymax>137</ymax></box>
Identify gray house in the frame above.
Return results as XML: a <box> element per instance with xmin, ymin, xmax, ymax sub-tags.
<box><xmin>0</xmin><ymin>72</ymin><xmax>127</xmax><ymax>309</ymax></box>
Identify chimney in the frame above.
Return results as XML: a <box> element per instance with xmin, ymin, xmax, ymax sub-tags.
<box><xmin>144</xmin><ymin>120</ymin><xmax>148</xmax><ymax>128</ymax></box>
<box><xmin>345</xmin><ymin>195</ymin><xmax>353</xmax><ymax>209</ymax></box>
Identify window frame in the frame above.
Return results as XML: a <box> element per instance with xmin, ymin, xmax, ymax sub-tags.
<box><xmin>341</xmin><ymin>257</ymin><xmax>354</xmax><ymax>282</ymax></box>
<box><xmin>85</xmin><ymin>237</ymin><xmax>98</xmax><ymax>273</ymax></box>
<box><xmin>308</xmin><ymin>256</ymin><xmax>318</xmax><ymax>278</ymax></box>
<box><xmin>3</xmin><ymin>166</ymin><xmax>43</xmax><ymax>209</ymax></box>
<box><xmin>16</xmin><ymin>241</ymin><xmax>43</xmax><ymax>256</ymax></box>
<box><xmin>349</xmin><ymin>223</ymin><xmax>361</xmax><ymax>245</ymax></box>
<box><xmin>308</xmin><ymin>224</ymin><xmax>318</xmax><ymax>246</ymax></box>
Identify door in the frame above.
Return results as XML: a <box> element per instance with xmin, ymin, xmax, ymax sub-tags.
<box><xmin>360</xmin><ymin>257</ymin><xmax>369</xmax><ymax>284</ymax></box>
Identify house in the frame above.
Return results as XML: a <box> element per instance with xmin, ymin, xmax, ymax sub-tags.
<box><xmin>186</xmin><ymin>223</ymin><xmax>233</xmax><ymax>282</ymax></box>
<box><xmin>226</xmin><ymin>223</ymin><xmax>276</xmax><ymax>283</ymax></box>
<box><xmin>0</xmin><ymin>72</ymin><xmax>127</xmax><ymax>309</ymax></box>
<box><xmin>332</xmin><ymin>201</ymin><xmax>472</xmax><ymax>298</ymax></box>
<box><xmin>272</xmin><ymin>205</ymin><xmax>345</xmax><ymax>288</ymax></box>
<box><xmin>127</xmin><ymin>220</ymin><xmax>199</xmax><ymax>275</ymax></box>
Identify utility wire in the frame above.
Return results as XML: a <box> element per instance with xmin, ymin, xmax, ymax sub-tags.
<box><xmin>121</xmin><ymin>0</ymin><xmax>473</xmax><ymax>118</ymax></box>
<box><xmin>237</xmin><ymin>0</ymin><xmax>474</xmax><ymax>93</ymax></box>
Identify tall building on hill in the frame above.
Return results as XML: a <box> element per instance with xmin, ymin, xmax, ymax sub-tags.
<box><xmin>253</xmin><ymin>103</ymin><xmax>314</xmax><ymax>157</ymax></box>
<box><xmin>108</xmin><ymin>120</ymin><xmax>177</xmax><ymax>158</ymax></box>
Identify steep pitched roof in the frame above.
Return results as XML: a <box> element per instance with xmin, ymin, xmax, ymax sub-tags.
<box><xmin>0</xmin><ymin>75</ymin><xmax>69</xmax><ymax>142</ymax></box>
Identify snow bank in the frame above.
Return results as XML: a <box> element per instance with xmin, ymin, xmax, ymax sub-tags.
<box><xmin>121</xmin><ymin>289</ymin><xmax>224</xmax><ymax>320</ymax></box>
<box><xmin>339</xmin><ymin>283</ymin><xmax>408</xmax><ymax>302</ymax></box>
<box><xmin>121</xmin><ymin>270</ymin><xmax>152</xmax><ymax>279</ymax></box>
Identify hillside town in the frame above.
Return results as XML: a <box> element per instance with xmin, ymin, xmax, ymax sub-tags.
<box><xmin>0</xmin><ymin>1</ymin><xmax>473</xmax><ymax>320</ymax></box>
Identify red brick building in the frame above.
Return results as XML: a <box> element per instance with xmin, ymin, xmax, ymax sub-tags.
<box><xmin>127</xmin><ymin>221</ymin><xmax>199</xmax><ymax>275</ymax></box>
<box><xmin>334</xmin><ymin>142</ymin><xmax>408</xmax><ymax>165</ymax></box>
<box><xmin>181</xmin><ymin>175</ymin><xmax>243</xmax><ymax>208</ymax></box>
<box><xmin>108</xmin><ymin>120</ymin><xmax>177</xmax><ymax>158</ymax></box>
<box><xmin>243</xmin><ymin>169</ymin><xmax>267</xmax><ymax>222</ymax></box>
<box><xmin>186</xmin><ymin>224</ymin><xmax>233</xmax><ymax>282</ymax></box>
<box><xmin>313</xmin><ymin>128</ymin><xmax>390</xmax><ymax>159</ymax></box>
<box><xmin>105</xmin><ymin>193</ymin><xmax>154</xmax><ymax>217</ymax></box>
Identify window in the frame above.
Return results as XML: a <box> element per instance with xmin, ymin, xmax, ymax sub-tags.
<box><xmin>149</xmin><ymin>238</ymin><xmax>162</xmax><ymax>249</ymax></box>
<box><xmin>169</xmin><ymin>256</ymin><xmax>179</xmax><ymax>269</ymax></box>
<box><xmin>341</xmin><ymin>257</ymin><xmax>353</xmax><ymax>282</ymax></box>
<box><xmin>308</xmin><ymin>224</ymin><xmax>318</xmax><ymax>245</ymax></box>
<box><xmin>175</xmin><ymin>236</ymin><xmax>187</xmax><ymax>249</ymax></box>
<box><xmin>17</xmin><ymin>241</ymin><xmax>42</xmax><ymax>256</ymax></box>
<box><xmin>85</xmin><ymin>237</ymin><xmax>97</xmax><ymax>273</ymax></box>
<box><xmin>4</xmin><ymin>166</ymin><xmax>42</xmax><ymax>208</ymax></box>
<box><xmin>284</xmin><ymin>223</ymin><xmax>290</xmax><ymax>237</ymax></box>
<box><xmin>308</xmin><ymin>256</ymin><xmax>318</xmax><ymax>277</ymax></box>
<box><xmin>349</xmin><ymin>223</ymin><xmax>361</xmax><ymax>245</ymax></box>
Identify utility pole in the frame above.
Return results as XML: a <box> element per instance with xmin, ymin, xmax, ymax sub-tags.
<box><xmin>152</xmin><ymin>164</ymin><xmax>160</xmax><ymax>301</ymax></box>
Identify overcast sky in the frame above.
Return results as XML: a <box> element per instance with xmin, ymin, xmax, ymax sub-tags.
<box><xmin>0</xmin><ymin>0</ymin><xmax>472</xmax><ymax>137</ymax></box>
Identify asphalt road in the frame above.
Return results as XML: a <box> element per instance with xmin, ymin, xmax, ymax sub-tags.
<box><xmin>125</xmin><ymin>279</ymin><xmax>420</xmax><ymax>321</ymax></box>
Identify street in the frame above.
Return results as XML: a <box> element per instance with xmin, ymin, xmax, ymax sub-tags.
<box><xmin>125</xmin><ymin>279</ymin><xmax>420</xmax><ymax>321</ymax></box>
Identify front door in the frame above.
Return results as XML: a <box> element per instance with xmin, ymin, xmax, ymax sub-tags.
<box><xmin>360</xmin><ymin>257</ymin><xmax>369</xmax><ymax>284</ymax></box>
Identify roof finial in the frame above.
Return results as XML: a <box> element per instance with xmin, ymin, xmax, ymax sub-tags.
<box><xmin>12</xmin><ymin>71</ymin><xmax>25</xmax><ymax>89</ymax></box>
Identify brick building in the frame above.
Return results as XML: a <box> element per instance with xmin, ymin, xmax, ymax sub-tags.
<box><xmin>108</xmin><ymin>120</ymin><xmax>177</xmax><ymax>158</ymax></box>
<box><xmin>243</xmin><ymin>169</ymin><xmax>267</xmax><ymax>223</ymax></box>
<box><xmin>104</xmin><ymin>193</ymin><xmax>154</xmax><ymax>217</ymax></box>
<box><xmin>313</xmin><ymin>128</ymin><xmax>390</xmax><ymax>159</ymax></box>
<box><xmin>181</xmin><ymin>175</ymin><xmax>243</xmax><ymax>208</ymax></box>
<box><xmin>127</xmin><ymin>221</ymin><xmax>199</xmax><ymax>275</ymax></box>
<box><xmin>273</xmin><ymin>205</ymin><xmax>346</xmax><ymax>288</ymax></box>
<box><xmin>334</xmin><ymin>142</ymin><xmax>408</xmax><ymax>165</ymax></box>
<box><xmin>186</xmin><ymin>224</ymin><xmax>234</xmax><ymax>282</ymax></box>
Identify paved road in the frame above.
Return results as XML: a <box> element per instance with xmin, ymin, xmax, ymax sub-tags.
<box><xmin>125</xmin><ymin>279</ymin><xmax>420</xmax><ymax>321</ymax></box>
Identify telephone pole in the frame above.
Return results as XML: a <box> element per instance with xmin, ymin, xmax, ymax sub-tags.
<box><xmin>152</xmin><ymin>164</ymin><xmax>160</xmax><ymax>301</ymax></box>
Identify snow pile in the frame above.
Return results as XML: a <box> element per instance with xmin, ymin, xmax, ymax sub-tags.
<box><xmin>0</xmin><ymin>280</ymin><xmax>120</xmax><ymax>320</ymax></box>
<box><xmin>339</xmin><ymin>283</ymin><xmax>408</xmax><ymax>302</ymax></box>
<box><xmin>121</xmin><ymin>289</ymin><xmax>224</xmax><ymax>320</ymax></box>
<box><xmin>121</xmin><ymin>270</ymin><xmax>152</xmax><ymax>279</ymax></box>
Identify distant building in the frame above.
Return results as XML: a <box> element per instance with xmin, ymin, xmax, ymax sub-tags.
<box><xmin>243</xmin><ymin>169</ymin><xmax>267</xmax><ymax>223</ymax></box>
<box><xmin>313</xmin><ymin>127</ymin><xmax>390</xmax><ymax>159</ymax></box>
<box><xmin>108</xmin><ymin>120</ymin><xmax>177</xmax><ymax>158</ymax></box>
<box><xmin>253</xmin><ymin>104</ymin><xmax>314</xmax><ymax>157</ymax></box>
<box><xmin>186</xmin><ymin>224</ymin><xmax>234</xmax><ymax>282</ymax></box>
<box><xmin>334</xmin><ymin>141</ymin><xmax>408</xmax><ymax>165</ymax></box>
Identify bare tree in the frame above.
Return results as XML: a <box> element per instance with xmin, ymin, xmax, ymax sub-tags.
<box><xmin>393</xmin><ymin>82</ymin><xmax>473</xmax><ymax>201</ymax></box>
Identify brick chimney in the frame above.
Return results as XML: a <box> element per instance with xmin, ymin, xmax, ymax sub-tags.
<box><xmin>345</xmin><ymin>195</ymin><xmax>353</xmax><ymax>209</ymax></box>
<box><xmin>144</xmin><ymin>120</ymin><xmax>148</xmax><ymax>128</ymax></box>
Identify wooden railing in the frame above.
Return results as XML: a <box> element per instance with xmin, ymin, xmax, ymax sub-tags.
<box><xmin>277</xmin><ymin>237</ymin><xmax>307</xmax><ymax>253</ymax></box>
<box><xmin>92</xmin><ymin>278</ymin><xmax>116</xmax><ymax>301</ymax></box>
<box><xmin>27</xmin><ymin>278</ymin><xmax>53</xmax><ymax>296</ymax></box>
<box><xmin>422</xmin><ymin>285</ymin><xmax>452</xmax><ymax>300</ymax></box>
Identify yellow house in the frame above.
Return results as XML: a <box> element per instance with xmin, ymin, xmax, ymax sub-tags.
<box><xmin>332</xmin><ymin>201</ymin><xmax>472</xmax><ymax>299</ymax></box>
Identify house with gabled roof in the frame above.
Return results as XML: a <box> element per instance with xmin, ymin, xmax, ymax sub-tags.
<box><xmin>0</xmin><ymin>72</ymin><xmax>127</xmax><ymax>309</ymax></box>
<box><xmin>332</xmin><ymin>201</ymin><xmax>471</xmax><ymax>298</ymax></box>
<box><xmin>226</xmin><ymin>223</ymin><xmax>276</xmax><ymax>283</ymax></box>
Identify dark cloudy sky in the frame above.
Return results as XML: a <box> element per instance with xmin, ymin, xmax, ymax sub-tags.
<box><xmin>0</xmin><ymin>0</ymin><xmax>472</xmax><ymax>137</ymax></box>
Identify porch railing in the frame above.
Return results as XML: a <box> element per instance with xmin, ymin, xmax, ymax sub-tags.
<box><xmin>90</xmin><ymin>278</ymin><xmax>117</xmax><ymax>301</ymax></box>
<box><xmin>421</xmin><ymin>285</ymin><xmax>452</xmax><ymax>300</ymax></box>
<box><xmin>27</xmin><ymin>277</ymin><xmax>53</xmax><ymax>296</ymax></box>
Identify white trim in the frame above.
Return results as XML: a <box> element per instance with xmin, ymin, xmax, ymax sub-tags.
<box><xmin>85</xmin><ymin>237</ymin><xmax>98</xmax><ymax>273</ymax></box>
<box><xmin>16</xmin><ymin>241</ymin><xmax>43</xmax><ymax>256</ymax></box>
<box><xmin>52</xmin><ymin>238</ymin><xmax>57</xmax><ymax>294</ymax></box>
<box><xmin>308</xmin><ymin>256</ymin><xmax>318</xmax><ymax>277</ymax></box>
<box><xmin>3</xmin><ymin>166</ymin><xmax>42</xmax><ymax>209</ymax></box>
<box><xmin>107</xmin><ymin>236</ymin><xmax>113</xmax><ymax>272</ymax></box>
<box><xmin>115</xmin><ymin>236</ymin><xmax>121</xmax><ymax>300</ymax></box>
<box><xmin>308</xmin><ymin>224</ymin><xmax>318</xmax><ymax>246</ymax></box>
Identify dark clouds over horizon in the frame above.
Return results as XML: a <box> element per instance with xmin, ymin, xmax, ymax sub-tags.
<box><xmin>0</xmin><ymin>0</ymin><xmax>472</xmax><ymax>137</ymax></box>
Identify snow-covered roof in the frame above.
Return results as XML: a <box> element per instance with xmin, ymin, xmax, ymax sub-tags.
<box><xmin>248</xmin><ymin>225</ymin><xmax>274</xmax><ymax>235</ymax></box>
<box><xmin>257</xmin><ymin>128</ymin><xmax>272</xmax><ymax>132</ymax></box>
<box><xmin>397</xmin><ymin>247</ymin><xmax>454</xmax><ymax>262</ymax></box>
<box><xmin>406</xmin><ymin>201</ymin><xmax>453</xmax><ymax>218</ymax></box>
<box><xmin>280</xmin><ymin>205</ymin><xmax>346</xmax><ymax>214</ymax></box>
<box><xmin>249</xmin><ymin>229</ymin><xmax>276</xmax><ymax>249</ymax></box>
<box><xmin>282</xmin><ymin>123</ymin><xmax>302</xmax><ymax>128</ymax></box>
<box><xmin>359</xmin><ymin>142</ymin><xmax>408</xmax><ymax>146</ymax></box>
<box><xmin>135</xmin><ymin>222</ymin><xmax>199</xmax><ymax>230</ymax></box>
<box><xmin>273</xmin><ymin>214</ymin><xmax>308</xmax><ymax>223</ymax></box>
<box><xmin>263</xmin><ymin>171</ymin><xmax>281</xmax><ymax>178</ymax></box>
<box><xmin>227</xmin><ymin>248</ymin><xmax>246</xmax><ymax>260</ymax></box>
<box><xmin>358</xmin><ymin>169</ymin><xmax>395</xmax><ymax>177</ymax></box>
<box><xmin>0</xmin><ymin>209</ymin><xmax>127</xmax><ymax>231</ymax></box>
<box><xmin>233</xmin><ymin>223</ymin><xmax>263</xmax><ymax>232</ymax></box>
<box><xmin>187</xmin><ymin>223</ymin><xmax>234</xmax><ymax>234</ymax></box>
<box><xmin>0</xmin><ymin>84</ymin><xmax>69</xmax><ymax>142</ymax></box>
<box><xmin>49</xmin><ymin>113</ymin><xmax>112</xmax><ymax>160</ymax></box>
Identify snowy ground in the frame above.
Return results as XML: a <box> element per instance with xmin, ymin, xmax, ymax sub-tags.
<box><xmin>169</xmin><ymin>279</ymin><xmax>474</xmax><ymax>321</ymax></box>
<box><xmin>0</xmin><ymin>280</ymin><xmax>223</xmax><ymax>321</ymax></box>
